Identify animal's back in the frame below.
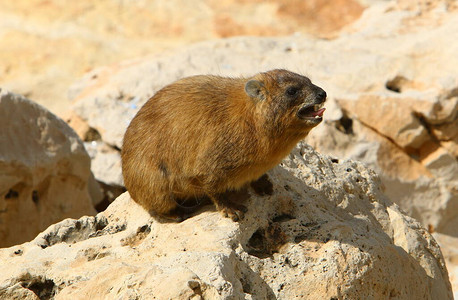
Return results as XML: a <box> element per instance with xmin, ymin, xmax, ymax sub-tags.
<box><xmin>121</xmin><ymin>75</ymin><xmax>257</xmax><ymax>215</ymax></box>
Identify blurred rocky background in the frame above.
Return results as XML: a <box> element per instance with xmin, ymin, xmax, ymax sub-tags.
<box><xmin>1</xmin><ymin>0</ymin><xmax>457</xmax><ymax>298</ymax></box>
<box><xmin>0</xmin><ymin>0</ymin><xmax>365</xmax><ymax>115</ymax></box>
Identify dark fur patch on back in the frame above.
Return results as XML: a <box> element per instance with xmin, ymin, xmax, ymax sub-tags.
<box><xmin>158</xmin><ymin>161</ymin><xmax>169</xmax><ymax>177</ymax></box>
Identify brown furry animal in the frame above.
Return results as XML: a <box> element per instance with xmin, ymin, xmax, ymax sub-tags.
<box><xmin>121</xmin><ymin>69</ymin><xmax>326</xmax><ymax>221</ymax></box>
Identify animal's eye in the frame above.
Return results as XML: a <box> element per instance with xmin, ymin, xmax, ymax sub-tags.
<box><xmin>286</xmin><ymin>87</ymin><xmax>299</xmax><ymax>96</ymax></box>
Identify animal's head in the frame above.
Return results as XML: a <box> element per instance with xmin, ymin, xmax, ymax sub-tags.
<box><xmin>245</xmin><ymin>69</ymin><xmax>327</xmax><ymax>136</ymax></box>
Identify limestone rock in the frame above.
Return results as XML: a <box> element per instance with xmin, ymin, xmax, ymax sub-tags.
<box><xmin>84</xmin><ymin>141</ymin><xmax>123</xmax><ymax>187</ymax></box>
<box><xmin>60</xmin><ymin>111</ymin><xmax>101</xmax><ymax>142</ymax></box>
<box><xmin>337</xmin><ymin>93</ymin><xmax>432</xmax><ymax>149</ymax></box>
<box><xmin>0</xmin><ymin>144</ymin><xmax>452</xmax><ymax>299</ymax></box>
<box><xmin>422</xmin><ymin>146</ymin><xmax>458</xmax><ymax>183</ymax></box>
<box><xmin>84</xmin><ymin>141</ymin><xmax>126</xmax><ymax>211</ymax></box>
<box><xmin>434</xmin><ymin>233</ymin><xmax>458</xmax><ymax>300</ymax></box>
<box><xmin>0</xmin><ymin>89</ymin><xmax>100</xmax><ymax>248</ymax></box>
<box><xmin>306</xmin><ymin>114</ymin><xmax>458</xmax><ymax>236</ymax></box>
<box><xmin>60</xmin><ymin>111</ymin><xmax>124</xmax><ymax>210</ymax></box>
<box><xmin>319</xmin><ymin>90</ymin><xmax>457</xmax><ymax>237</ymax></box>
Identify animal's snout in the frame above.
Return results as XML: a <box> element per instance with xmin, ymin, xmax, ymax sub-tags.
<box><xmin>315</xmin><ymin>88</ymin><xmax>327</xmax><ymax>103</ymax></box>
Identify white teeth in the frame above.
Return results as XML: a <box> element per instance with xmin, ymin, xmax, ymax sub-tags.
<box><xmin>315</xmin><ymin>115</ymin><xmax>321</xmax><ymax>118</ymax></box>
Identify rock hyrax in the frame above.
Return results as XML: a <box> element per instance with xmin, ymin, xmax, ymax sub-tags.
<box><xmin>121</xmin><ymin>69</ymin><xmax>326</xmax><ymax>221</ymax></box>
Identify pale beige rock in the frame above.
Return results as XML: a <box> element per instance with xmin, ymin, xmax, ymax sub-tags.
<box><xmin>421</xmin><ymin>94</ymin><xmax>457</xmax><ymax>125</ymax></box>
<box><xmin>60</xmin><ymin>111</ymin><xmax>103</xmax><ymax>143</ymax></box>
<box><xmin>441</xmin><ymin>140</ymin><xmax>458</xmax><ymax>158</ymax></box>
<box><xmin>422</xmin><ymin>146</ymin><xmax>458</xmax><ymax>183</ymax></box>
<box><xmin>427</xmin><ymin>95</ymin><xmax>458</xmax><ymax>158</ymax></box>
<box><xmin>58</xmin><ymin>112</ymin><xmax>123</xmax><ymax>209</ymax></box>
<box><xmin>307</xmin><ymin>115</ymin><xmax>458</xmax><ymax>236</ymax></box>
<box><xmin>337</xmin><ymin>94</ymin><xmax>431</xmax><ymax>149</ymax></box>
<box><xmin>434</xmin><ymin>233</ymin><xmax>458</xmax><ymax>300</ymax></box>
<box><xmin>432</xmin><ymin>121</ymin><xmax>458</xmax><ymax>143</ymax></box>
<box><xmin>0</xmin><ymin>145</ymin><xmax>452</xmax><ymax>299</ymax></box>
<box><xmin>82</xmin><ymin>141</ymin><xmax>125</xmax><ymax>210</ymax></box>
<box><xmin>59</xmin><ymin>111</ymin><xmax>92</xmax><ymax>141</ymax></box>
<box><xmin>84</xmin><ymin>141</ymin><xmax>123</xmax><ymax>187</ymax></box>
<box><xmin>307</xmin><ymin>88</ymin><xmax>458</xmax><ymax>236</ymax></box>
<box><xmin>0</xmin><ymin>89</ymin><xmax>100</xmax><ymax>248</ymax></box>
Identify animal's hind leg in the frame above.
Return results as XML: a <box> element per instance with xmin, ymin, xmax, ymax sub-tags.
<box><xmin>147</xmin><ymin>193</ymin><xmax>184</xmax><ymax>222</ymax></box>
<box><xmin>172</xmin><ymin>195</ymin><xmax>211</xmax><ymax>220</ymax></box>
<box><xmin>209</xmin><ymin>189</ymin><xmax>249</xmax><ymax>222</ymax></box>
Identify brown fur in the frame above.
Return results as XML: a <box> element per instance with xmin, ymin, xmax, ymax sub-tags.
<box><xmin>121</xmin><ymin>69</ymin><xmax>326</xmax><ymax>221</ymax></box>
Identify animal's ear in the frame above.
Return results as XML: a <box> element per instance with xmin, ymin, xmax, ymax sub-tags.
<box><xmin>245</xmin><ymin>80</ymin><xmax>266</xmax><ymax>101</ymax></box>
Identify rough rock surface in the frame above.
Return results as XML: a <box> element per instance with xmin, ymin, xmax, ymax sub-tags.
<box><xmin>0</xmin><ymin>144</ymin><xmax>452</xmax><ymax>299</ymax></box>
<box><xmin>84</xmin><ymin>141</ymin><xmax>126</xmax><ymax>211</ymax></box>
<box><xmin>434</xmin><ymin>233</ymin><xmax>458</xmax><ymax>299</ymax></box>
<box><xmin>309</xmin><ymin>90</ymin><xmax>458</xmax><ymax>236</ymax></box>
<box><xmin>60</xmin><ymin>111</ymin><xmax>125</xmax><ymax>210</ymax></box>
<box><xmin>0</xmin><ymin>89</ymin><xmax>100</xmax><ymax>248</ymax></box>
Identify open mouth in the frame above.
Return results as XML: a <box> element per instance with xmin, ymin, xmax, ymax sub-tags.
<box><xmin>297</xmin><ymin>103</ymin><xmax>326</xmax><ymax>121</ymax></box>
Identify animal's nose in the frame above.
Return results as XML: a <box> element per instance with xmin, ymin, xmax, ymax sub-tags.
<box><xmin>316</xmin><ymin>88</ymin><xmax>327</xmax><ymax>102</ymax></box>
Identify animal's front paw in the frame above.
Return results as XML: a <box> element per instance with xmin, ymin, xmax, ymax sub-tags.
<box><xmin>220</xmin><ymin>203</ymin><xmax>247</xmax><ymax>222</ymax></box>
